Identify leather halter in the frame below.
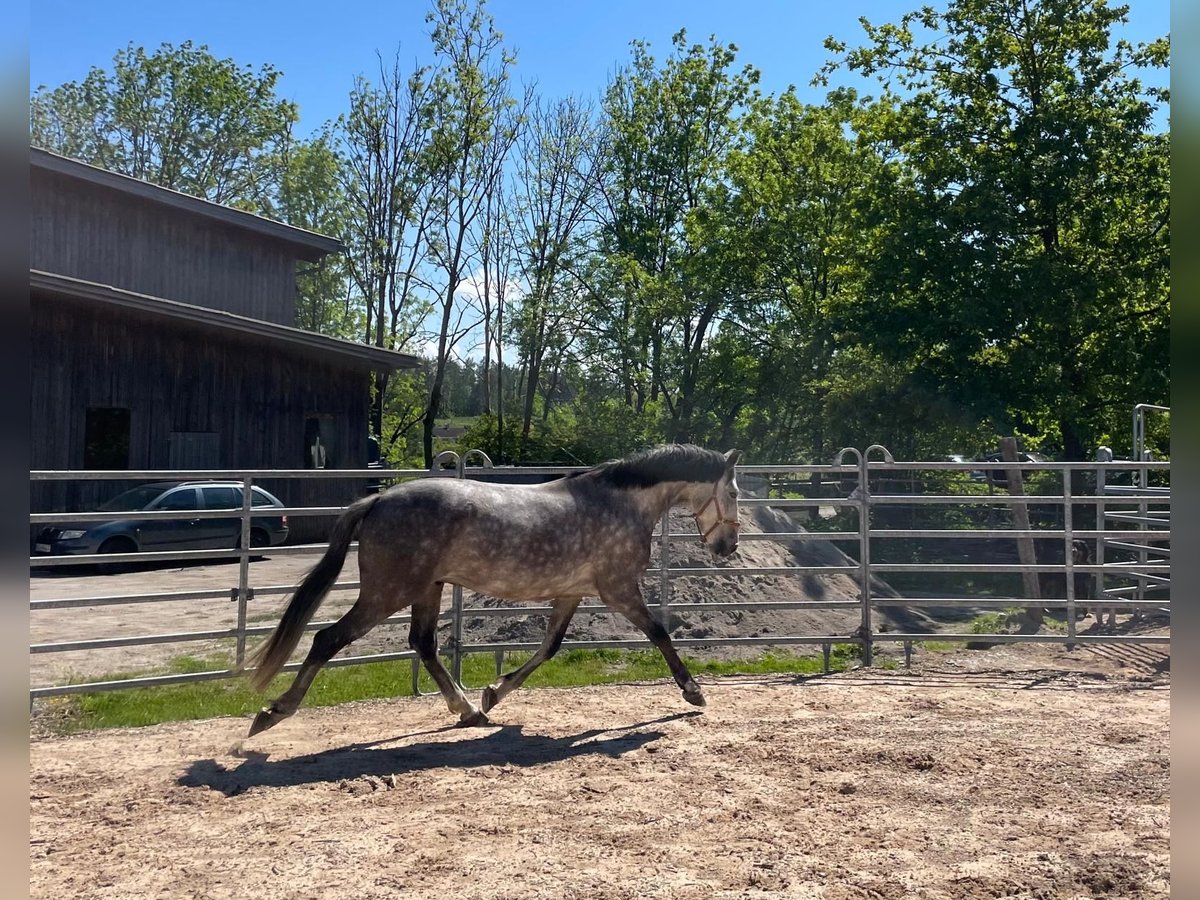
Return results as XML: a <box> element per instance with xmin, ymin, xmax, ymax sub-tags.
<box><xmin>692</xmin><ymin>484</ymin><xmax>740</xmax><ymax>543</ymax></box>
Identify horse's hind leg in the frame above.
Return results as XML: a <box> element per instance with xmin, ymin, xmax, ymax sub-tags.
<box><xmin>600</xmin><ymin>582</ymin><xmax>705</xmax><ymax>707</ymax></box>
<box><xmin>250</xmin><ymin>591</ymin><xmax>394</xmax><ymax>737</ymax></box>
<box><xmin>409</xmin><ymin>584</ymin><xmax>489</xmax><ymax>727</ymax></box>
<box><xmin>481</xmin><ymin>597</ymin><xmax>581</xmax><ymax>713</ymax></box>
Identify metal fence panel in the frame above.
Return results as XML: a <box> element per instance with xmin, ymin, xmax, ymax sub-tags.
<box><xmin>29</xmin><ymin>449</ymin><xmax>1170</xmax><ymax>701</ymax></box>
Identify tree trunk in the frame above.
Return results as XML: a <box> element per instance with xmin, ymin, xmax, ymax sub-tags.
<box><xmin>1002</xmin><ymin>437</ymin><xmax>1043</xmax><ymax>631</ymax></box>
<box><xmin>424</xmin><ymin>280</ymin><xmax>459</xmax><ymax>467</ymax></box>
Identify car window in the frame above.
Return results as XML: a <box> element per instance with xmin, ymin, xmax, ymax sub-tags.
<box><xmin>250</xmin><ymin>489</ymin><xmax>277</xmax><ymax>508</ymax></box>
<box><xmin>97</xmin><ymin>485</ymin><xmax>175</xmax><ymax>512</ymax></box>
<box><xmin>155</xmin><ymin>488</ymin><xmax>200</xmax><ymax>511</ymax></box>
<box><xmin>202</xmin><ymin>487</ymin><xmax>241</xmax><ymax>510</ymax></box>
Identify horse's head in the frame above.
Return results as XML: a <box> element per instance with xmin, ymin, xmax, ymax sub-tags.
<box><xmin>689</xmin><ymin>449</ymin><xmax>742</xmax><ymax>558</ymax></box>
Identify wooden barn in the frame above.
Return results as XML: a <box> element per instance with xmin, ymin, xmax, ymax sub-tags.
<box><xmin>30</xmin><ymin>147</ymin><xmax>419</xmax><ymax>541</ymax></box>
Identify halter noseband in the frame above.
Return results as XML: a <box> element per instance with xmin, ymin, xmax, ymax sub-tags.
<box><xmin>692</xmin><ymin>484</ymin><xmax>740</xmax><ymax>543</ymax></box>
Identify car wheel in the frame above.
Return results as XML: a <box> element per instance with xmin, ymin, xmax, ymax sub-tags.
<box><xmin>235</xmin><ymin>528</ymin><xmax>270</xmax><ymax>548</ymax></box>
<box><xmin>97</xmin><ymin>537</ymin><xmax>137</xmax><ymax>575</ymax></box>
<box><xmin>236</xmin><ymin>528</ymin><xmax>271</xmax><ymax>560</ymax></box>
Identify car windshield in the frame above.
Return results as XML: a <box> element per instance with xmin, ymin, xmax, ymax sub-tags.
<box><xmin>96</xmin><ymin>485</ymin><xmax>173</xmax><ymax>512</ymax></box>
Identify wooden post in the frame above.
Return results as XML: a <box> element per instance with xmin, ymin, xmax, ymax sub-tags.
<box><xmin>1001</xmin><ymin>437</ymin><xmax>1042</xmax><ymax>629</ymax></box>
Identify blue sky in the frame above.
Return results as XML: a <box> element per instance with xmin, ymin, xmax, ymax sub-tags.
<box><xmin>30</xmin><ymin>0</ymin><xmax>1171</xmax><ymax>136</ymax></box>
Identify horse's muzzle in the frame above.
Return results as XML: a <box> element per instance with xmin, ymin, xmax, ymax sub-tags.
<box><xmin>711</xmin><ymin>536</ymin><xmax>738</xmax><ymax>558</ymax></box>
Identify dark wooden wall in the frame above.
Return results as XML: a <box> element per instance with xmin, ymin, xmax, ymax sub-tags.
<box><xmin>31</xmin><ymin>298</ymin><xmax>374</xmax><ymax>542</ymax></box>
<box><xmin>31</xmin><ymin>168</ymin><xmax>297</xmax><ymax>325</ymax></box>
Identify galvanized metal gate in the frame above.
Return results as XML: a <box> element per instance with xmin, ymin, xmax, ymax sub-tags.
<box><xmin>30</xmin><ymin>442</ymin><xmax>1170</xmax><ymax>703</ymax></box>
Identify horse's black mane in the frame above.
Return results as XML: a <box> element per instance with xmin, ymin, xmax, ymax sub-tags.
<box><xmin>572</xmin><ymin>444</ymin><xmax>726</xmax><ymax>489</ymax></box>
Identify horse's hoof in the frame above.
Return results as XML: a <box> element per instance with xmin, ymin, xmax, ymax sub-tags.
<box><xmin>248</xmin><ymin>705</ymin><xmax>291</xmax><ymax>737</ymax></box>
<box><xmin>683</xmin><ymin>688</ymin><xmax>707</xmax><ymax>708</ymax></box>
<box><xmin>481</xmin><ymin>686</ymin><xmax>499</xmax><ymax>713</ymax></box>
<box><xmin>457</xmin><ymin>709</ymin><xmax>491</xmax><ymax>728</ymax></box>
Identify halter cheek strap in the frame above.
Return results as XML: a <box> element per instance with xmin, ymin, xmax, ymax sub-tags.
<box><xmin>693</xmin><ymin>487</ymin><xmax>740</xmax><ymax>543</ymax></box>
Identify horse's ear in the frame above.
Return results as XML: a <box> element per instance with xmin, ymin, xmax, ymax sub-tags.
<box><xmin>724</xmin><ymin>449</ymin><xmax>742</xmax><ymax>470</ymax></box>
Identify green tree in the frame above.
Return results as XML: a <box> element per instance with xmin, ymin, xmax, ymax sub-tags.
<box><xmin>420</xmin><ymin>0</ymin><xmax>528</xmax><ymax>466</ymax></box>
<box><xmin>508</xmin><ymin>95</ymin><xmax>602</xmax><ymax>451</ymax></box>
<box><xmin>593</xmin><ymin>31</ymin><xmax>759</xmax><ymax>438</ymax></box>
<box><xmin>693</xmin><ymin>90</ymin><xmax>892</xmax><ymax>461</ymax></box>
<box><xmin>31</xmin><ymin>41</ymin><xmax>297</xmax><ymax>211</ymax></box>
<box><xmin>278</xmin><ymin>134</ymin><xmax>362</xmax><ymax>339</ymax></box>
<box><xmin>820</xmin><ymin>0</ymin><xmax>1170</xmax><ymax>459</ymax></box>
<box><xmin>335</xmin><ymin>54</ymin><xmax>437</xmax><ymax>450</ymax></box>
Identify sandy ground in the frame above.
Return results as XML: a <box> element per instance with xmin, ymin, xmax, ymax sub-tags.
<box><xmin>30</xmin><ymin>639</ymin><xmax>1169</xmax><ymax>900</ymax></box>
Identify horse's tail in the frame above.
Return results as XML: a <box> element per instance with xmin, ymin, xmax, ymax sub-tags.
<box><xmin>243</xmin><ymin>493</ymin><xmax>382</xmax><ymax>692</ymax></box>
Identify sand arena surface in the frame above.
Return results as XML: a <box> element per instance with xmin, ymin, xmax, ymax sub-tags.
<box><xmin>30</xmin><ymin>642</ymin><xmax>1169</xmax><ymax>900</ymax></box>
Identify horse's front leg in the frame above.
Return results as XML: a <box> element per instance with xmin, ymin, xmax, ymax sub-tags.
<box><xmin>599</xmin><ymin>582</ymin><xmax>705</xmax><ymax>708</ymax></box>
<box><xmin>481</xmin><ymin>597</ymin><xmax>581</xmax><ymax>713</ymax></box>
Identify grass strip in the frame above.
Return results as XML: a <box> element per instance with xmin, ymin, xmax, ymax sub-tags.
<box><xmin>39</xmin><ymin>645</ymin><xmax>860</xmax><ymax>734</ymax></box>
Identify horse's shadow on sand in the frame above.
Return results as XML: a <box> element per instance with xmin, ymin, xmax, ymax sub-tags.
<box><xmin>179</xmin><ymin>711</ymin><xmax>697</xmax><ymax>796</ymax></box>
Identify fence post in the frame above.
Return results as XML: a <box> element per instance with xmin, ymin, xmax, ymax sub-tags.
<box><xmin>451</xmin><ymin>453</ymin><xmax>467</xmax><ymax>685</ymax></box>
<box><xmin>836</xmin><ymin>447</ymin><xmax>871</xmax><ymax>666</ymax></box>
<box><xmin>1064</xmin><ymin>465</ymin><xmax>1077</xmax><ymax>650</ymax></box>
<box><xmin>450</xmin><ymin>449</ymin><xmax>493</xmax><ymax>684</ymax></box>
<box><xmin>451</xmin><ymin>590</ymin><xmax>466</xmax><ymax>687</ymax></box>
<box><xmin>860</xmin><ymin>445</ymin><xmax>895</xmax><ymax>667</ymax></box>
<box><xmin>658</xmin><ymin>510</ymin><xmax>671</xmax><ymax>627</ymax></box>
<box><xmin>859</xmin><ymin>451</ymin><xmax>873</xmax><ymax>666</ymax></box>
<box><xmin>428</xmin><ymin>450</ymin><xmax>464</xmax><ymax>685</ymax></box>
<box><xmin>235</xmin><ymin>475</ymin><xmax>253</xmax><ymax>668</ymax></box>
<box><xmin>1095</xmin><ymin>447</ymin><xmax>1110</xmax><ymax>607</ymax></box>
<box><xmin>1137</xmin><ymin>452</ymin><xmax>1150</xmax><ymax>613</ymax></box>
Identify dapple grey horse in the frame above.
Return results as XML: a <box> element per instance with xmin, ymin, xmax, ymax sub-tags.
<box><xmin>244</xmin><ymin>444</ymin><xmax>742</xmax><ymax>736</ymax></box>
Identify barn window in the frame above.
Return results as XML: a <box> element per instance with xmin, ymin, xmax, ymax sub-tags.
<box><xmin>83</xmin><ymin>408</ymin><xmax>131</xmax><ymax>469</ymax></box>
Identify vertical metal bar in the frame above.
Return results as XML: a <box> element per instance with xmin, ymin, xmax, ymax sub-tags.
<box><xmin>1133</xmin><ymin>406</ymin><xmax>1143</xmax><ymax>489</ymax></box>
<box><xmin>858</xmin><ymin>451</ymin><xmax>873</xmax><ymax>667</ymax></box>
<box><xmin>1096</xmin><ymin>453</ymin><xmax>1107</xmax><ymax>607</ymax></box>
<box><xmin>1133</xmin><ymin>409</ymin><xmax>1148</xmax><ymax>617</ymax></box>
<box><xmin>658</xmin><ymin>510</ymin><xmax>671</xmax><ymax>627</ymax></box>
<box><xmin>235</xmin><ymin>475</ymin><xmax>252</xmax><ymax>667</ymax></box>
<box><xmin>1064</xmin><ymin>466</ymin><xmax>1076</xmax><ymax>650</ymax></box>
<box><xmin>447</xmin><ymin>589</ymin><xmax>464</xmax><ymax>687</ymax></box>
<box><xmin>451</xmin><ymin>452</ymin><xmax>467</xmax><ymax>684</ymax></box>
<box><xmin>822</xmin><ymin>642</ymin><xmax>831</xmax><ymax>674</ymax></box>
<box><xmin>451</xmin><ymin>584</ymin><xmax>464</xmax><ymax>684</ymax></box>
<box><xmin>1137</xmin><ymin>463</ymin><xmax>1148</xmax><ymax>613</ymax></box>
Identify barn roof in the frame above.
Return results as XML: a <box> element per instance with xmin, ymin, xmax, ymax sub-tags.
<box><xmin>31</xmin><ymin>270</ymin><xmax>420</xmax><ymax>373</ymax></box>
<box><xmin>31</xmin><ymin>147</ymin><xmax>344</xmax><ymax>262</ymax></box>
